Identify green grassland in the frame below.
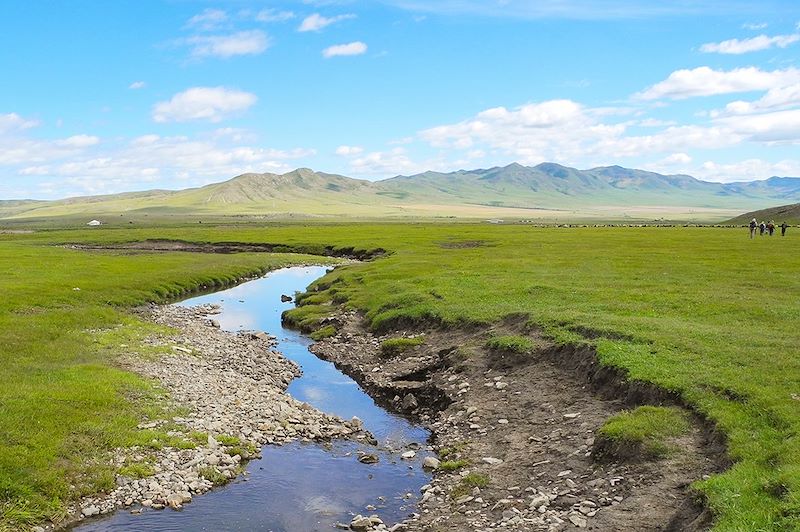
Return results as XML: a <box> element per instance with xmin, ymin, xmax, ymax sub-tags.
<box><xmin>0</xmin><ymin>240</ymin><xmax>325</xmax><ymax>529</ymax></box>
<box><xmin>1</xmin><ymin>223</ymin><xmax>800</xmax><ymax>530</ymax></box>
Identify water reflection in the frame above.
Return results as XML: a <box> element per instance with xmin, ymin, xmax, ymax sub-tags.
<box><xmin>74</xmin><ymin>266</ymin><xmax>431</xmax><ymax>531</ymax></box>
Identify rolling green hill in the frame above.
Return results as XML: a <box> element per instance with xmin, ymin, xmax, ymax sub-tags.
<box><xmin>727</xmin><ymin>202</ymin><xmax>800</xmax><ymax>225</ymax></box>
<box><xmin>4</xmin><ymin>163</ymin><xmax>800</xmax><ymax>222</ymax></box>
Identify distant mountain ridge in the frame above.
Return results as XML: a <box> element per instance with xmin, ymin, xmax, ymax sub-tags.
<box><xmin>3</xmin><ymin>163</ymin><xmax>800</xmax><ymax>222</ymax></box>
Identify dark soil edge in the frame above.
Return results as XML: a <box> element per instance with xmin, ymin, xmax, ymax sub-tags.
<box><xmin>63</xmin><ymin>239</ymin><xmax>387</xmax><ymax>261</ymax></box>
<box><xmin>292</xmin><ymin>314</ymin><xmax>732</xmax><ymax>531</ymax></box>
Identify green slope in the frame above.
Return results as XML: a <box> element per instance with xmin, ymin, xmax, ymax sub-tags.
<box><xmin>727</xmin><ymin>202</ymin><xmax>800</xmax><ymax>225</ymax></box>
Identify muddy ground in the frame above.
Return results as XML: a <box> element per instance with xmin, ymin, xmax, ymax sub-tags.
<box><xmin>309</xmin><ymin>311</ymin><xmax>726</xmax><ymax>531</ymax></box>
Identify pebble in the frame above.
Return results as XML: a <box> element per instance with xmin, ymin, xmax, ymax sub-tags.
<box><xmin>72</xmin><ymin>304</ymin><xmax>375</xmax><ymax>521</ymax></box>
<box><xmin>422</xmin><ymin>456</ymin><xmax>441</xmax><ymax>470</ymax></box>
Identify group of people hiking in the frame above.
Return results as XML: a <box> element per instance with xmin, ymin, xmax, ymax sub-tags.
<box><xmin>749</xmin><ymin>218</ymin><xmax>788</xmax><ymax>238</ymax></box>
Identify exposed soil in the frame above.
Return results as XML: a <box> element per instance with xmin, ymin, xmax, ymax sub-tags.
<box><xmin>65</xmin><ymin>239</ymin><xmax>385</xmax><ymax>260</ymax></box>
<box><xmin>307</xmin><ymin>311</ymin><xmax>725</xmax><ymax>531</ymax></box>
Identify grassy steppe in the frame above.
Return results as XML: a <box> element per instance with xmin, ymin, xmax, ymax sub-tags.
<box><xmin>1</xmin><ymin>223</ymin><xmax>799</xmax><ymax>530</ymax></box>
<box><xmin>0</xmin><ymin>238</ymin><xmax>326</xmax><ymax>530</ymax></box>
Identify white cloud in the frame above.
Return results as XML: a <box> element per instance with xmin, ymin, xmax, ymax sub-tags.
<box><xmin>186</xmin><ymin>9</ymin><xmax>228</xmax><ymax>31</ymax></box>
<box><xmin>185</xmin><ymin>30</ymin><xmax>270</xmax><ymax>58</ymax></box>
<box><xmin>335</xmin><ymin>145</ymin><xmax>364</xmax><ymax>156</ymax></box>
<box><xmin>636</xmin><ymin>66</ymin><xmax>800</xmax><ymax>100</ymax></box>
<box><xmin>742</xmin><ymin>22</ymin><xmax>768</xmax><ymax>30</ymax></box>
<box><xmin>700</xmin><ymin>34</ymin><xmax>800</xmax><ymax>54</ymax></box>
<box><xmin>697</xmin><ymin>158</ymin><xmax>800</xmax><ymax>182</ymax></box>
<box><xmin>660</xmin><ymin>152</ymin><xmax>692</xmax><ymax>165</ymax></box>
<box><xmin>129</xmin><ymin>81</ymin><xmax>146</xmax><ymax>90</ymax></box>
<box><xmin>637</xmin><ymin>118</ymin><xmax>677</xmax><ymax>127</ymax></box>
<box><xmin>714</xmin><ymin>109</ymin><xmax>800</xmax><ymax>143</ymax></box>
<box><xmin>152</xmin><ymin>87</ymin><xmax>257</xmax><ymax>123</ymax></box>
<box><xmin>255</xmin><ymin>9</ymin><xmax>295</xmax><ymax>22</ymax></box>
<box><xmin>298</xmin><ymin>13</ymin><xmax>355</xmax><ymax>32</ymax></box>
<box><xmin>6</xmin><ymin>129</ymin><xmax>316</xmax><ymax>197</ymax></box>
<box><xmin>349</xmin><ymin>147</ymin><xmax>431</xmax><ymax>176</ymax></box>
<box><xmin>0</xmin><ymin>132</ymin><xmax>100</xmax><ymax>166</ymax></box>
<box><xmin>0</xmin><ymin>113</ymin><xmax>39</xmax><ymax>134</ymax></box>
<box><xmin>717</xmin><ymin>83</ymin><xmax>800</xmax><ymax>116</ymax></box>
<box><xmin>56</xmin><ymin>135</ymin><xmax>100</xmax><ymax>148</ymax></box>
<box><xmin>322</xmin><ymin>41</ymin><xmax>367</xmax><ymax>58</ymax></box>
<box><xmin>418</xmin><ymin>99</ymin><xmax>749</xmax><ymax>166</ymax></box>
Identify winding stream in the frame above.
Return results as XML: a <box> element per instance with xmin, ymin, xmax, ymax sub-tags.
<box><xmin>76</xmin><ymin>266</ymin><xmax>432</xmax><ymax>531</ymax></box>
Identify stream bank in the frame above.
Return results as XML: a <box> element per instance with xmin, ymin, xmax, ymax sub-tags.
<box><xmin>309</xmin><ymin>310</ymin><xmax>723</xmax><ymax>531</ymax></box>
<box><xmin>69</xmin><ymin>267</ymin><xmax>433</xmax><ymax>532</ymax></box>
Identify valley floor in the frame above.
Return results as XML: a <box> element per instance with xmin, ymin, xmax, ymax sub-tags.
<box><xmin>1</xmin><ymin>223</ymin><xmax>799</xmax><ymax>530</ymax></box>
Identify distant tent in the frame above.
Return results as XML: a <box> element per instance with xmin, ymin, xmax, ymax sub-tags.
<box><xmin>87</xmin><ymin>220</ymin><xmax>102</xmax><ymax>226</ymax></box>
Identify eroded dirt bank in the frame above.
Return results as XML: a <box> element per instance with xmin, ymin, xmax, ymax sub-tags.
<box><xmin>66</xmin><ymin>239</ymin><xmax>385</xmax><ymax>260</ymax></box>
<box><xmin>308</xmin><ymin>311</ymin><xmax>725</xmax><ymax>531</ymax></box>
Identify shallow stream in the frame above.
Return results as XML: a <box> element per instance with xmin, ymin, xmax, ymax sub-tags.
<box><xmin>75</xmin><ymin>266</ymin><xmax>432</xmax><ymax>531</ymax></box>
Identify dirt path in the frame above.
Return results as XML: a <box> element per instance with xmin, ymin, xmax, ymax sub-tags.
<box><xmin>309</xmin><ymin>312</ymin><xmax>723</xmax><ymax>531</ymax></box>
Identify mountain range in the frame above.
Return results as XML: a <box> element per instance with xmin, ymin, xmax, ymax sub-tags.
<box><xmin>4</xmin><ymin>163</ymin><xmax>800</xmax><ymax>222</ymax></box>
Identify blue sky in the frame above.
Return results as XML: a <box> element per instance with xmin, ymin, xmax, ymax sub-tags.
<box><xmin>1</xmin><ymin>0</ymin><xmax>800</xmax><ymax>199</ymax></box>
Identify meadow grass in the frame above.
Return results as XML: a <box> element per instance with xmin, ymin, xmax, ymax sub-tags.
<box><xmin>0</xmin><ymin>237</ymin><xmax>321</xmax><ymax>529</ymax></box>
<box><xmin>2</xmin><ymin>222</ymin><xmax>800</xmax><ymax>529</ymax></box>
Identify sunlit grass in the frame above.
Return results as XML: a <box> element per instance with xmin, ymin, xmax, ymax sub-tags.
<box><xmin>2</xmin><ymin>223</ymin><xmax>800</xmax><ymax>529</ymax></box>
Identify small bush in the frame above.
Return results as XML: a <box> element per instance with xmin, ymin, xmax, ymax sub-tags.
<box><xmin>381</xmin><ymin>336</ymin><xmax>424</xmax><ymax>356</ymax></box>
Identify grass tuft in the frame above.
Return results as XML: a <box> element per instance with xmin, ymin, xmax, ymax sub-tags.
<box><xmin>597</xmin><ymin>406</ymin><xmax>691</xmax><ymax>458</ymax></box>
<box><xmin>380</xmin><ymin>336</ymin><xmax>424</xmax><ymax>356</ymax></box>
<box><xmin>486</xmin><ymin>334</ymin><xmax>536</xmax><ymax>354</ymax></box>
<box><xmin>310</xmin><ymin>325</ymin><xmax>337</xmax><ymax>341</ymax></box>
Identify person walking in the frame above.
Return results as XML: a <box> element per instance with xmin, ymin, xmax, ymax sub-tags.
<box><xmin>768</xmin><ymin>220</ymin><xmax>775</xmax><ymax>236</ymax></box>
<box><xmin>781</xmin><ymin>222</ymin><xmax>788</xmax><ymax>236</ymax></box>
<box><xmin>759</xmin><ymin>221</ymin><xmax>766</xmax><ymax>235</ymax></box>
<box><xmin>749</xmin><ymin>218</ymin><xmax>757</xmax><ymax>239</ymax></box>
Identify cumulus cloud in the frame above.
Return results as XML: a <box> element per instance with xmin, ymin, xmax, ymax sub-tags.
<box><xmin>298</xmin><ymin>13</ymin><xmax>355</xmax><ymax>32</ymax></box>
<box><xmin>660</xmin><ymin>152</ymin><xmax>692</xmax><ymax>165</ymax></box>
<box><xmin>129</xmin><ymin>81</ymin><xmax>146</xmax><ymax>90</ymax></box>
<box><xmin>700</xmin><ymin>34</ymin><xmax>800</xmax><ymax>54</ymax></box>
<box><xmin>5</xmin><ymin>128</ymin><xmax>316</xmax><ymax>197</ymax></box>
<box><xmin>417</xmin><ymin>99</ymin><xmax>751</xmax><ymax>167</ymax></box>
<box><xmin>335</xmin><ymin>145</ymin><xmax>364</xmax><ymax>156</ymax></box>
<box><xmin>716</xmin><ymin>83</ymin><xmax>800</xmax><ymax>116</ymax></box>
<box><xmin>186</xmin><ymin>8</ymin><xmax>228</xmax><ymax>31</ymax></box>
<box><xmin>185</xmin><ymin>30</ymin><xmax>270</xmax><ymax>58</ymax></box>
<box><xmin>349</xmin><ymin>147</ymin><xmax>431</xmax><ymax>176</ymax></box>
<box><xmin>0</xmin><ymin>132</ymin><xmax>100</xmax><ymax>166</ymax></box>
<box><xmin>322</xmin><ymin>41</ymin><xmax>367</xmax><ymax>57</ymax></box>
<box><xmin>636</xmin><ymin>66</ymin><xmax>800</xmax><ymax>100</ymax></box>
<box><xmin>56</xmin><ymin>135</ymin><xmax>100</xmax><ymax>148</ymax></box>
<box><xmin>714</xmin><ymin>109</ymin><xmax>800</xmax><ymax>143</ymax></box>
<box><xmin>255</xmin><ymin>9</ymin><xmax>295</xmax><ymax>22</ymax></box>
<box><xmin>697</xmin><ymin>158</ymin><xmax>800</xmax><ymax>182</ymax></box>
<box><xmin>152</xmin><ymin>87</ymin><xmax>257</xmax><ymax>123</ymax></box>
<box><xmin>0</xmin><ymin>113</ymin><xmax>39</xmax><ymax>134</ymax></box>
